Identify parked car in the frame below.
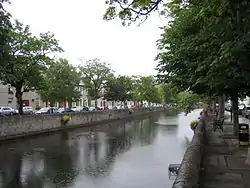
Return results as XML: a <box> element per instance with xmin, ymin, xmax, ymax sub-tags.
<box><xmin>242</xmin><ymin>105</ymin><xmax>250</xmax><ymax>118</ymax></box>
<box><xmin>57</xmin><ymin>108</ymin><xmax>74</xmax><ymax>113</ymax></box>
<box><xmin>81</xmin><ymin>106</ymin><xmax>89</xmax><ymax>111</ymax></box>
<box><xmin>71</xmin><ymin>106</ymin><xmax>83</xmax><ymax>112</ymax></box>
<box><xmin>35</xmin><ymin>107</ymin><xmax>55</xmax><ymax>114</ymax></box>
<box><xmin>89</xmin><ymin>106</ymin><xmax>102</xmax><ymax>111</ymax></box>
<box><xmin>23</xmin><ymin>106</ymin><xmax>34</xmax><ymax>115</ymax></box>
<box><xmin>0</xmin><ymin>106</ymin><xmax>16</xmax><ymax>116</ymax></box>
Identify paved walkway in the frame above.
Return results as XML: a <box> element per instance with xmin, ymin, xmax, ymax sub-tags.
<box><xmin>199</xmin><ymin>114</ymin><xmax>250</xmax><ymax>188</ymax></box>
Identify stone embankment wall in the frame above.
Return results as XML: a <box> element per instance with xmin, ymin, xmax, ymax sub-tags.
<box><xmin>172</xmin><ymin>111</ymin><xmax>206</xmax><ymax>188</ymax></box>
<box><xmin>0</xmin><ymin>107</ymin><xmax>164</xmax><ymax>141</ymax></box>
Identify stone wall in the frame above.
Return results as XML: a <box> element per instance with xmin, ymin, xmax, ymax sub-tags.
<box><xmin>0</xmin><ymin>107</ymin><xmax>164</xmax><ymax>141</ymax></box>
<box><xmin>172</xmin><ymin>111</ymin><xmax>206</xmax><ymax>188</ymax></box>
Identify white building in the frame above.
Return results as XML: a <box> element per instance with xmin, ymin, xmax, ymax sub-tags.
<box><xmin>0</xmin><ymin>83</ymin><xmax>41</xmax><ymax>109</ymax></box>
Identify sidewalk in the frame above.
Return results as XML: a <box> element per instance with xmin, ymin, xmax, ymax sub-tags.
<box><xmin>199</xmin><ymin>114</ymin><xmax>250</xmax><ymax>188</ymax></box>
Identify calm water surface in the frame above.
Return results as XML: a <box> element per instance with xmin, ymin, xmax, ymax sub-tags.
<box><xmin>0</xmin><ymin>109</ymin><xmax>202</xmax><ymax>188</ymax></box>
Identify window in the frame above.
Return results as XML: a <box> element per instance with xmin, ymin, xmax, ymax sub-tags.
<box><xmin>8</xmin><ymin>85</ymin><xmax>14</xmax><ymax>94</ymax></box>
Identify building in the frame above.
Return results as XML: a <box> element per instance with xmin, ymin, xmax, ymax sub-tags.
<box><xmin>0</xmin><ymin>81</ymin><xmax>138</xmax><ymax>109</ymax></box>
<box><xmin>0</xmin><ymin>83</ymin><xmax>41</xmax><ymax>109</ymax></box>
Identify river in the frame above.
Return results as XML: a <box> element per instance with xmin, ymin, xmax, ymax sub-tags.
<box><xmin>0</xmin><ymin>109</ymin><xmax>202</xmax><ymax>188</ymax></box>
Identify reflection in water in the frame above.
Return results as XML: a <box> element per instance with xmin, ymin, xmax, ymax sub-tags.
<box><xmin>2</xmin><ymin>151</ymin><xmax>23</xmax><ymax>188</ymax></box>
<box><xmin>0</xmin><ymin>110</ymin><xmax>202</xmax><ymax>188</ymax></box>
<box><xmin>44</xmin><ymin>131</ymin><xmax>79</xmax><ymax>187</ymax></box>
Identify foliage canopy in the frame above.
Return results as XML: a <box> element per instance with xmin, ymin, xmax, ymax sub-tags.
<box><xmin>0</xmin><ymin>20</ymin><xmax>62</xmax><ymax>114</ymax></box>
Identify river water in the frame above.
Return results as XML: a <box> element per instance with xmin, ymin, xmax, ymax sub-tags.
<box><xmin>0</xmin><ymin>109</ymin><xmax>202</xmax><ymax>188</ymax></box>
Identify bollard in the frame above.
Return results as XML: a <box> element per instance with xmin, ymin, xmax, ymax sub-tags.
<box><xmin>238</xmin><ymin>123</ymin><xmax>249</xmax><ymax>147</ymax></box>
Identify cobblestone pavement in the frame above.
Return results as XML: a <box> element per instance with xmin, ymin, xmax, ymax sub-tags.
<box><xmin>199</xmin><ymin>114</ymin><xmax>250</xmax><ymax>188</ymax></box>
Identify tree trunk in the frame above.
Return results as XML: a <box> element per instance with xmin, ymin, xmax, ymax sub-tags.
<box><xmin>15</xmin><ymin>87</ymin><xmax>23</xmax><ymax>115</ymax></box>
<box><xmin>231</xmin><ymin>92</ymin><xmax>239</xmax><ymax>135</ymax></box>
<box><xmin>218</xmin><ymin>94</ymin><xmax>225</xmax><ymax>120</ymax></box>
<box><xmin>95</xmin><ymin>98</ymin><xmax>98</xmax><ymax>108</ymax></box>
<box><xmin>63</xmin><ymin>99</ymin><xmax>67</xmax><ymax>108</ymax></box>
<box><xmin>212</xmin><ymin>100</ymin><xmax>216</xmax><ymax>114</ymax></box>
<box><xmin>49</xmin><ymin>101</ymin><xmax>54</xmax><ymax>107</ymax></box>
<box><xmin>68</xmin><ymin>99</ymin><xmax>72</xmax><ymax>108</ymax></box>
<box><xmin>87</xmin><ymin>96</ymin><xmax>91</xmax><ymax>107</ymax></box>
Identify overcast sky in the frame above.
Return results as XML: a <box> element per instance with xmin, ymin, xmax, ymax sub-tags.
<box><xmin>5</xmin><ymin>0</ymin><xmax>166</xmax><ymax>76</ymax></box>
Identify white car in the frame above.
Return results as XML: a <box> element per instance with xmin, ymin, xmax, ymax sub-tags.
<box><xmin>0</xmin><ymin>106</ymin><xmax>15</xmax><ymax>116</ymax></box>
<box><xmin>71</xmin><ymin>106</ymin><xmax>83</xmax><ymax>112</ymax></box>
<box><xmin>23</xmin><ymin>106</ymin><xmax>34</xmax><ymax>114</ymax></box>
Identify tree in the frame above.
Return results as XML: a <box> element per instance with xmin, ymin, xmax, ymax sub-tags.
<box><xmin>176</xmin><ymin>92</ymin><xmax>201</xmax><ymax>114</ymax></box>
<box><xmin>103</xmin><ymin>0</ymin><xmax>165</xmax><ymax>25</ymax></box>
<box><xmin>156</xmin><ymin>0</ymin><xmax>250</xmax><ymax>133</ymax></box>
<box><xmin>104</xmin><ymin>0</ymin><xmax>250</xmax><ymax>133</ymax></box>
<box><xmin>38</xmin><ymin>58</ymin><xmax>82</xmax><ymax>107</ymax></box>
<box><xmin>0</xmin><ymin>0</ymin><xmax>12</xmax><ymax>64</ymax></box>
<box><xmin>159</xmin><ymin>83</ymin><xmax>178</xmax><ymax>105</ymax></box>
<box><xmin>79</xmin><ymin>58</ymin><xmax>113</xmax><ymax>108</ymax></box>
<box><xmin>104</xmin><ymin>75</ymin><xmax>134</xmax><ymax>104</ymax></box>
<box><xmin>133</xmin><ymin>76</ymin><xmax>162</xmax><ymax>105</ymax></box>
<box><xmin>0</xmin><ymin>20</ymin><xmax>62</xmax><ymax>114</ymax></box>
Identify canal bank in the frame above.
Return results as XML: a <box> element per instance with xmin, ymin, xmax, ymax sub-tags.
<box><xmin>0</xmin><ymin>110</ymin><xmax>201</xmax><ymax>188</ymax></box>
<box><xmin>0</xmin><ymin>107</ymin><xmax>166</xmax><ymax>141</ymax></box>
<box><xmin>172</xmin><ymin>109</ymin><xmax>205</xmax><ymax>188</ymax></box>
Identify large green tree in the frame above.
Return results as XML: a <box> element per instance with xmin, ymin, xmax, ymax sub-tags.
<box><xmin>39</xmin><ymin>58</ymin><xmax>82</xmax><ymax>107</ymax></box>
<box><xmin>103</xmin><ymin>0</ymin><xmax>250</xmax><ymax>129</ymax></box>
<box><xmin>160</xmin><ymin>83</ymin><xmax>178</xmax><ymax>105</ymax></box>
<box><xmin>176</xmin><ymin>92</ymin><xmax>201</xmax><ymax>114</ymax></box>
<box><xmin>0</xmin><ymin>20</ymin><xmax>62</xmax><ymax>114</ymax></box>
<box><xmin>132</xmin><ymin>76</ymin><xmax>162</xmax><ymax>105</ymax></box>
<box><xmin>104</xmin><ymin>75</ymin><xmax>134</xmax><ymax>104</ymax></box>
<box><xmin>79</xmin><ymin>58</ymin><xmax>113</xmax><ymax>108</ymax></box>
<box><xmin>156</xmin><ymin>0</ymin><xmax>250</xmax><ymax>132</ymax></box>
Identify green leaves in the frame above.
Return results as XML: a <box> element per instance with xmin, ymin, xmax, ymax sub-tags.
<box><xmin>0</xmin><ymin>20</ymin><xmax>62</xmax><ymax>91</ymax></box>
<box><xmin>132</xmin><ymin>76</ymin><xmax>162</xmax><ymax>104</ymax></box>
<box><xmin>103</xmin><ymin>0</ymin><xmax>164</xmax><ymax>25</ymax></box>
<box><xmin>176</xmin><ymin>92</ymin><xmax>201</xmax><ymax>114</ymax></box>
<box><xmin>79</xmin><ymin>58</ymin><xmax>114</xmax><ymax>101</ymax></box>
<box><xmin>159</xmin><ymin>83</ymin><xmax>178</xmax><ymax>104</ymax></box>
<box><xmin>155</xmin><ymin>0</ymin><xmax>250</xmax><ymax>99</ymax></box>
<box><xmin>0</xmin><ymin>19</ymin><xmax>62</xmax><ymax>113</ymax></box>
<box><xmin>104</xmin><ymin>75</ymin><xmax>134</xmax><ymax>102</ymax></box>
<box><xmin>38</xmin><ymin>58</ymin><xmax>81</xmax><ymax>105</ymax></box>
<box><xmin>0</xmin><ymin>1</ymin><xmax>11</xmax><ymax>65</ymax></box>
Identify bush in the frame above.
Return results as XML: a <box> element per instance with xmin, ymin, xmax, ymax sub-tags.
<box><xmin>190</xmin><ymin>120</ymin><xmax>199</xmax><ymax>130</ymax></box>
<box><xmin>61</xmin><ymin>115</ymin><xmax>71</xmax><ymax>125</ymax></box>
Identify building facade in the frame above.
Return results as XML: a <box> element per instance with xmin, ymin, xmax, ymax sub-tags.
<box><xmin>0</xmin><ymin>83</ymin><xmax>41</xmax><ymax>109</ymax></box>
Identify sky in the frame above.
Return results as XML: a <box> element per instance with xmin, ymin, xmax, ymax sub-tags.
<box><xmin>5</xmin><ymin>0</ymin><xmax>167</xmax><ymax>76</ymax></box>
